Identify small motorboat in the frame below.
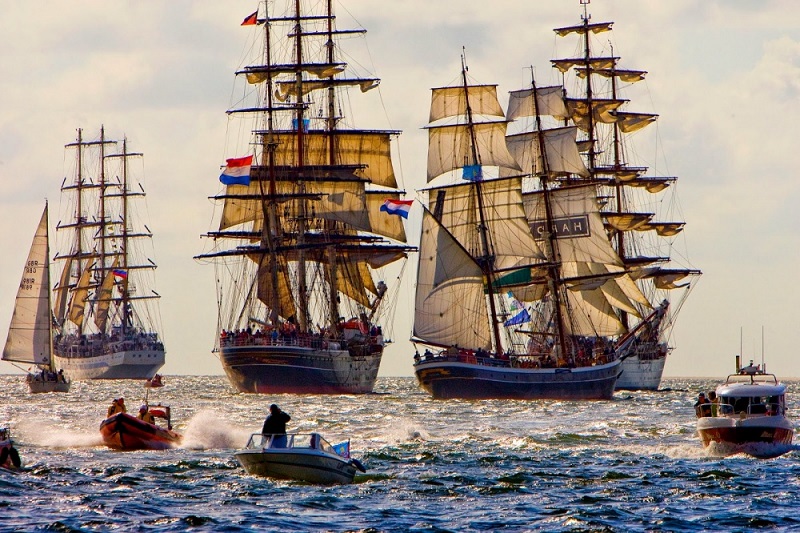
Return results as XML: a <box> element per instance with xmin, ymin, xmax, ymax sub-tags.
<box><xmin>697</xmin><ymin>360</ymin><xmax>794</xmax><ymax>457</ymax></box>
<box><xmin>0</xmin><ymin>427</ymin><xmax>22</xmax><ymax>469</ymax></box>
<box><xmin>144</xmin><ymin>374</ymin><xmax>164</xmax><ymax>388</ymax></box>
<box><xmin>235</xmin><ymin>432</ymin><xmax>366</xmax><ymax>484</ymax></box>
<box><xmin>100</xmin><ymin>404</ymin><xmax>182</xmax><ymax>451</ymax></box>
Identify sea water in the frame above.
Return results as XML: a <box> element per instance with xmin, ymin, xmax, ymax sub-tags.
<box><xmin>1</xmin><ymin>375</ymin><xmax>800</xmax><ymax>532</ymax></box>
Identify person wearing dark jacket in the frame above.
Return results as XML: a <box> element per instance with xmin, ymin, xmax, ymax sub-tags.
<box><xmin>262</xmin><ymin>404</ymin><xmax>291</xmax><ymax>448</ymax></box>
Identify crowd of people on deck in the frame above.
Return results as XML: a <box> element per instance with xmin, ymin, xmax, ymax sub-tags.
<box><xmin>415</xmin><ymin>335</ymin><xmax>615</xmax><ymax>369</ymax></box>
<box><xmin>219</xmin><ymin>319</ymin><xmax>382</xmax><ymax>348</ymax></box>
<box><xmin>54</xmin><ymin>330</ymin><xmax>164</xmax><ymax>358</ymax></box>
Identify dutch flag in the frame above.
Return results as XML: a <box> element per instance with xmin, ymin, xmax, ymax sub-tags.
<box><xmin>219</xmin><ymin>155</ymin><xmax>253</xmax><ymax>186</ymax></box>
<box><xmin>379</xmin><ymin>199</ymin><xmax>413</xmax><ymax>219</ymax></box>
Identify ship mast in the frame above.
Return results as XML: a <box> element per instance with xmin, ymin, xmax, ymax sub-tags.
<box><xmin>580</xmin><ymin>0</ymin><xmax>597</xmax><ymax>172</ymax></box>
<box><xmin>529</xmin><ymin>72</ymin><xmax>571</xmax><ymax>366</ymax></box>
<box><xmin>261</xmin><ymin>6</ymin><xmax>282</xmax><ymax>326</ymax></box>
<box><xmin>460</xmin><ymin>53</ymin><xmax>503</xmax><ymax>355</ymax></box>
<box><xmin>293</xmin><ymin>0</ymin><xmax>309</xmax><ymax>333</ymax></box>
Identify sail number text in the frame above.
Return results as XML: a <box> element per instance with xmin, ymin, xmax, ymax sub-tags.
<box><xmin>21</xmin><ymin>260</ymin><xmax>39</xmax><ymax>290</ymax></box>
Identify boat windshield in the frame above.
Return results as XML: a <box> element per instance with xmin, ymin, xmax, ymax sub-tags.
<box><xmin>718</xmin><ymin>395</ymin><xmax>784</xmax><ymax>416</ymax></box>
<box><xmin>245</xmin><ymin>432</ymin><xmax>338</xmax><ymax>454</ymax></box>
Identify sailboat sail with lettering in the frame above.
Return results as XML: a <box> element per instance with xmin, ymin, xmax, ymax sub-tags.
<box><xmin>2</xmin><ymin>204</ymin><xmax>70</xmax><ymax>393</ymax></box>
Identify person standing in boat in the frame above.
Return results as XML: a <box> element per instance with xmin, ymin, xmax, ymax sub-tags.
<box><xmin>138</xmin><ymin>405</ymin><xmax>155</xmax><ymax>424</ymax></box>
<box><xmin>694</xmin><ymin>392</ymin><xmax>709</xmax><ymax>417</ymax></box>
<box><xmin>107</xmin><ymin>398</ymin><xmax>127</xmax><ymax>418</ymax></box>
<box><xmin>262</xmin><ymin>404</ymin><xmax>291</xmax><ymax>448</ymax></box>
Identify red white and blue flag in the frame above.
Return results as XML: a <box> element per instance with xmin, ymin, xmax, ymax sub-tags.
<box><xmin>380</xmin><ymin>199</ymin><xmax>413</xmax><ymax>219</ymax></box>
<box><xmin>219</xmin><ymin>155</ymin><xmax>253</xmax><ymax>186</ymax></box>
<box><xmin>112</xmin><ymin>269</ymin><xmax>128</xmax><ymax>279</ymax></box>
<box><xmin>241</xmin><ymin>11</ymin><xmax>258</xmax><ymax>26</ymax></box>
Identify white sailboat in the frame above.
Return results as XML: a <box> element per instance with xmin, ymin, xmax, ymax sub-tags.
<box><xmin>2</xmin><ymin>203</ymin><xmax>70</xmax><ymax>393</ymax></box>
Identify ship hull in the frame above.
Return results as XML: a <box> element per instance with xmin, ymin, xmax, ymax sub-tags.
<box><xmin>697</xmin><ymin>415</ymin><xmax>794</xmax><ymax>458</ymax></box>
<box><xmin>414</xmin><ymin>359</ymin><xmax>621</xmax><ymax>400</ymax></box>
<box><xmin>53</xmin><ymin>349</ymin><xmax>164</xmax><ymax>380</ymax></box>
<box><xmin>220</xmin><ymin>344</ymin><xmax>382</xmax><ymax>394</ymax></box>
<box><xmin>615</xmin><ymin>355</ymin><xmax>667</xmax><ymax>391</ymax></box>
<box><xmin>27</xmin><ymin>378</ymin><xmax>71</xmax><ymax>394</ymax></box>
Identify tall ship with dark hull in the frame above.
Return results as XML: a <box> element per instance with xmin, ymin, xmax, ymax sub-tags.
<box><xmin>412</xmin><ymin>57</ymin><xmax>634</xmax><ymax>400</ymax></box>
<box><xmin>548</xmin><ymin>2</ymin><xmax>701</xmax><ymax>390</ymax></box>
<box><xmin>51</xmin><ymin>127</ymin><xmax>165</xmax><ymax>380</ymax></box>
<box><xmin>196</xmin><ymin>2</ymin><xmax>413</xmax><ymax>394</ymax></box>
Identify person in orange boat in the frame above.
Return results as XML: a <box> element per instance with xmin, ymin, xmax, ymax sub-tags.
<box><xmin>107</xmin><ymin>398</ymin><xmax>127</xmax><ymax>418</ymax></box>
<box><xmin>137</xmin><ymin>405</ymin><xmax>155</xmax><ymax>424</ymax></box>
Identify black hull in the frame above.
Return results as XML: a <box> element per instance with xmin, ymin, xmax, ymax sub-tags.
<box><xmin>414</xmin><ymin>359</ymin><xmax>621</xmax><ymax>400</ymax></box>
<box><xmin>220</xmin><ymin>344</ymin><xmax>382</xmax><ymax>394</ymax></box>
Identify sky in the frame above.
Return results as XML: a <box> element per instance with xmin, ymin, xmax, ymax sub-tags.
<box><xmin>1</xmin><ymin>1</ymin><xmax>799</xmax><ymax>379</ymax></box>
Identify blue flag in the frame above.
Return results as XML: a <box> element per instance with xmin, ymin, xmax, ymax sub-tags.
<box><xmin>462</xmin><ymin>164</ymin><xmax>483</xmax><ymax>181</ymax></box>
<box><xmin>504</xmin><ymin>308</ymin><xmax>530</xmax><ymax>326</ymax></box>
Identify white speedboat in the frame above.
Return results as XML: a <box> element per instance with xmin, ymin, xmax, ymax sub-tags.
<box><xmin>235</xmin><ymin>432</ymin><xmax>366</xmax><ymax>484</ymax></box>
<box><xmin>697</xmin><ymin>362</ymin><xmax>794</xmax><ymax>458</ymax></box>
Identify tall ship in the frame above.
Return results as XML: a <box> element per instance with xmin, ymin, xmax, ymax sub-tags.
<box><xmin>51</xmin><ymin>127</ymin><xmax>165</xmax><ymax>380</ymax></box>
<box><xmin>3</xmin><ymin>203</ymin><xmax>70</xmax><ymax>393</ymax></box>
<box><xmin>412</xmin><ymin>57</ymin><xmax>628</xmax><ymax>400</ymax></box>
<box><xmin>549</xmin><ymin>1</ymin><xmax>701</xmax><ymax>390</ymax></box>
<box><xmin>196</xmin><ymin>2</ymin><xmax>414</xmax><ymax>394</ymax></box>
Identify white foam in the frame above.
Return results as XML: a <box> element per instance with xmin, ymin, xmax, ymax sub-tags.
<box><xmin>178</xmin><ymin>410</ymin><xmax>253</xmax><ymax>450</ymax></box>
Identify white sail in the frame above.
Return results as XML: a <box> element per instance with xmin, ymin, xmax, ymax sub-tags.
<box><xmin>505</xmin><ymin>127</ymin><xmax>589</xmax><ymax>178</ymax></box>
<box><xmin>507</xmin><ymin>85</ymin><xmax>569</xmax><ymax>121</ymax></box>
<box><xmin>2</xmin><ymin>205</ymin><xmax>52</xmax><ymax>366</ymax></box>
<box><xmin>428</xmin><ymin>177</ymin><xmax>545</xmax><ymax>269</ymax></box>
<box><xmin>413</xmin><ymin>210</ymin><xmax>491</xmax><ymax>350</ymax></box>
<box><xmin>426</xmin><ymin>121</ymin><xmax>520</xmax><ymax>181</ymax></box>
<box><xmin>429</xmin><ymin>85</ymin><xmax>505</xmax><ymax>122</ymax></box>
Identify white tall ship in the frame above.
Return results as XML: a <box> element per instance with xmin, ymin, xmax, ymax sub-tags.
<box><xmin>51</xmin><ymin>127</ymin><xmax>165</xmax><ymax>380</ymax></box>
<box><xmin>548</xmin><ymin>1</ymin><xmax>701</xmax><ymax>390</ymax></box>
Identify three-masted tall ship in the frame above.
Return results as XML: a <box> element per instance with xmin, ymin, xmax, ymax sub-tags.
<box><xmin>51</xmin><ymin>127</ymin><xmax>166</xmax><ymax>380</ymax></box>
<box><xmin>412</xmin><ymin>57</ymin><xmax>630</xmax><ymax>400</ymax></box>
<box><xmin>196</xmin><ymin>2</ymin><xmax>413</xmax><ymax>394</ymax></box>
<box><xmin>549</xmin><ymin>2</ymin><xmax>700</xmax><ymax>390</ymax></box>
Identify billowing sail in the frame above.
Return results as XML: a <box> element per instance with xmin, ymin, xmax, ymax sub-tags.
<box><xmin>413</xmin><ymin>210</ymin><xmax>491</xmax><ymax>350</ymax></box>
<box><xmin>68</xmin><ymin>264</ymin><xmax>92</xmax><ymax>328</ymax></box>
<box><xmin>3</xmin><ymin>205</ymin><xmax>52</xmax><ymax>366</ymax></box>
<box><xmin>429</xmin><ymin>177</ymin><xmax>545</xmax><ymax>269</ymax></box>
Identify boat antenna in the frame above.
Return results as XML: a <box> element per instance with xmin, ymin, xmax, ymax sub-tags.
<box><xmin>580</xmin><ymin>0</ymin><xmax>590</xmax><ymax>22</ymax></box>
<box><xmin>761</xmin><ymin>325</ymin><xmax>765</xmax><ymax>372</ymax></box>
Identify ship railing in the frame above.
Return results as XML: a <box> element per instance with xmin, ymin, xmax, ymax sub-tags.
<box><xmin>222</xmin><ymin>333</ymin><xmax>347</xmax><ymax>350</ymax></box>
<box><xmin>244</xmin><ymin>432</ymin><xmax>336</xmax><ymax>455</ymax></box>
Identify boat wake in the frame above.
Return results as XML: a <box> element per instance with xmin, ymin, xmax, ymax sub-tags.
<box><xmin>16</xmin><ymin>420</ymin><xmax>103</xmax><ymax>448</ymax></box>
<box><xmin>179</xmin><ymin>410</ymin><xmax>252</xmax><ymax>450</ymax></box>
